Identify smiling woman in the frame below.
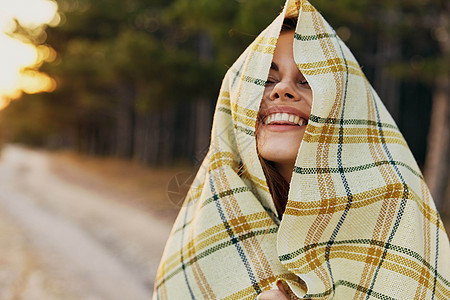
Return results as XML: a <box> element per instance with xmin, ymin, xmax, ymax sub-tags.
<box><xmin>153</xmin><ymin>0</ymin><xmax>449</xmax><ymax>299</ymax></box>
<box><xmin>0</xmin><ymin>0</ymin><xmax>59</xmax><ymax>110</ymax></box>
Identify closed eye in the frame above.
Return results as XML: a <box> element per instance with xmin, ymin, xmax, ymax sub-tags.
<box><xmin>298</xmin><ymin>79</ymin><xmax>309</xmax><ymax>85</ymax></box>
<box><xmin>265</xmin><ymin>78</ymin><xmax>278</xmax><ymax>86</ymax></box>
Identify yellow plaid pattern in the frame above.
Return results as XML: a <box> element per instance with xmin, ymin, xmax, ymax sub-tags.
<box><xmin>153</xmin><ymin>0</ymin><xmax>450</xmax><ymax>298</ymax></box>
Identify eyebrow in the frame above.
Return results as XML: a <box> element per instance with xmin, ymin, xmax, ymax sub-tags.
<box><xmin>270</xmin><ymin>62</ymin><xmax>279</xmax><ymax>71</ymax></box>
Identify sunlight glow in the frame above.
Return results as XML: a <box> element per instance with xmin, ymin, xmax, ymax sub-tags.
<box><xmin>0</xmin><ymin>0</ymin><xmax>59</xmax><ymax>110</ymax></box>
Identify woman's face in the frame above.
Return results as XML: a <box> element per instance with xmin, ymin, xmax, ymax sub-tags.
<box><xmin>257</xmin><ymin>31</ymin><xmax>313</xmax><ymax>174</ymax></box>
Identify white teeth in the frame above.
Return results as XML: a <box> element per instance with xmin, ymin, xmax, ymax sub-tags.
<box><xmin>272</xmin><ymin>113</ymin><xmax>279</xmax><ymax>121</ymax></box>
<box><xmin>265</xmin><ymin>112</ymin><xmax>307</xmax><ymax>126</ymax></box>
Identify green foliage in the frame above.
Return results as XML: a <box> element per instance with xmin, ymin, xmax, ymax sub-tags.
<box><xmin>313</xmin><ymin>0</ymin><xmax>448</xmax><ymax>83</ymax></box>
<box><xmin>235</xmin><ymin>0</ymin><xmax>284</xmax><ymax>33</ymax></box>
<box><xmin>2</xmin><ymin>94</ymin><xmax>62</xmax><ymax>146</ymax></box>
<box><xmin>2</xmin><ymin>0</ymin><xmax>448</xmax><ymax>164</ymax></box>
<box><xmin>163</xmin><ymin>0</ymin><xmax>283</xmax><ymax>66</ymax></box>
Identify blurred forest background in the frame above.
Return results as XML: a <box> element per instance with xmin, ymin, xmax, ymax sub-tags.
<box><xmin>0</xmin><ymin>0</ymin><xmax>449</xmax><ymax>214</ymax></box>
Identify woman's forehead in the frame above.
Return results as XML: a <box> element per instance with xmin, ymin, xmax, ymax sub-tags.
<box><xmin>271</xmin><ymin>31</ymin><xmax>296</xmax><ymax>67</ymax></box>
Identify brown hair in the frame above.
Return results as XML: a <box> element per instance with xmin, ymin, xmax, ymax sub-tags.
<box><xmin>256</xmin><ymin>17</ymin><xmax>298</xmax><ymax>219</ymax></box>
<box><xmin>281</xmin><ymin>17</ymin><xmax>297</xmax><ymax>32</ymax></box>
<box><xmin>259</xmin><ymin>155</ymin><xmax>290</xmax><ymax>218</ymax></box>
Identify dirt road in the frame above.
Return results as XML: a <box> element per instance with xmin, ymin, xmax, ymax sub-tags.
<box><xmin>0</xmin><ymin>145</ymin><xmax>175</xmax><ymax>299</ymax></box>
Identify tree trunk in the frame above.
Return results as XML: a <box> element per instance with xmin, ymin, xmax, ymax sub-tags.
<box><xmin>195</xmin><ymin>99</ymin><xmax>212</xmax><ymax>164</ymax></box>
<box><xmin>159</xmin><ymin>109</ymin><xmax>175</xmax><ymax>165</ymax></box>
<box><xmin>424</xmin><ymin>77</ymin><xmax>449</xmax><ymax>210</ymax></box>
<box><xmin>424</xmin><ymin>8</ymin><xmax>450</xmax><ymax>212</ymax></box>
<box><xmin>149</xmin><ymin>112</ymin><xmax>161</xmax><ymax>165</ymax></box>
<box><xmin>194</xmin><ymin>33</ymin><xmax>214</xmax><ymax>164</ymax></box>
<box><xmin>374</xmin><ymin>9</ymin><xmax>401</xmax><ymax>122</ymax></box>
<box><xmin>116</xmin><ymin>82</ymin><xmax>136</xmax><ymax>158</ymax></box>
<box><xmin>134</xmin><ymin>113</ymin><xmax>145</xmax><ymax>163</ymax></box>
<box><xmin>134</xmin><ymin>113</ymin><xmax>158</xmax><ymax>165</ymax></box>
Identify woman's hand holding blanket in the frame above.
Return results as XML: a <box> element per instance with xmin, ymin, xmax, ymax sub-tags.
<box><xmin>258</xmin><ymin>281</ymin><xmax>290</xmax><ymax>300</ymax></box>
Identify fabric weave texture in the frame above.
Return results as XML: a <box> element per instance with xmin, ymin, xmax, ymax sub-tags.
<box><xmin>153</xmin><ymin>0</ymin><xmax>450</xmax><ymax>299</ymax></box>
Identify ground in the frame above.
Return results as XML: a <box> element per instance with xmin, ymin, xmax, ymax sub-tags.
<box><xmin>0</xmin><ymin>144</ymin><xmax>447</xmax><ymax>299</ymax></box>
<box><xmin>0</xmin><ymin>145</ymin><xmax>186</xmax><ymax>300</ymax></box>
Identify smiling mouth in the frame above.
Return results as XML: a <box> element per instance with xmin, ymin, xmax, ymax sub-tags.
<box><xmin>264</xmin><ymin>112</ymin><xmax>308</xmax><ymax>126</ymax></box>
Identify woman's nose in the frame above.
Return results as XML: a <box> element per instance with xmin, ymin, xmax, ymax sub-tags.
<box><xmin>270</xmin><ymin>81</ymin><xmax>300</xmax><ymax>101</ymax></box>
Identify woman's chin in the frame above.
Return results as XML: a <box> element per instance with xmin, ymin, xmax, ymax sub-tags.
<box><xmin>258</xmin><ymin>147</ymin><xmax>299</xmax><ymax>166</ymax></box>
<box><xmin>258</xmin><ymin>136</ymin><xmax>301</xmax><ymax>163</ymax></box>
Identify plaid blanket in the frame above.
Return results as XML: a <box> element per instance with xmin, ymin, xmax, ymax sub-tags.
<box><xmin>153</xmin><ymin>0</ymin><xmax>450</xmax><ymax>299</ymax></box>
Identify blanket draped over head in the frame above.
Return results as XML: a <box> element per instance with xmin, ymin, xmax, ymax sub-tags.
<box><xmin>153</xmin><ymin>0</ymin><xmax>450</xmax><ymax>299</ymax></box>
